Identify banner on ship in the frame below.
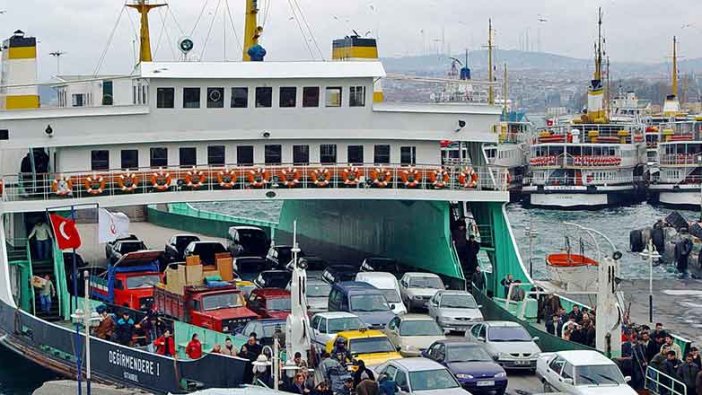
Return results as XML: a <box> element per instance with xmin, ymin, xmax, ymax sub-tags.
<box><xmin>98</xmin><ymin>209</ymin><xmax>130</xmax><ymax>243</ymax></box>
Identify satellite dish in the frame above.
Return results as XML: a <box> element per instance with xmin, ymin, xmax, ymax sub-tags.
<box><xmin>178</xmin><ymin>38</ymin><xmax>194</xmax><ymax>55</ymax></box>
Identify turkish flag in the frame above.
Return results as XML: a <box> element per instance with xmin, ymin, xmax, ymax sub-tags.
<box><xmin>49</xmin><ymin>214</ymin><xmax>82</xmax><ymax>250</ymax></box>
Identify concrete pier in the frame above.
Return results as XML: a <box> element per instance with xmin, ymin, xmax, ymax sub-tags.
<box><xmin>33</xmin><ymin>380</ymin><xmax>150</xmax><ymax>395</ymax></box>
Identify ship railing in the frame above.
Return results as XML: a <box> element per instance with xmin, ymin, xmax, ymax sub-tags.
<box><xmin>1</xmin><ymin>163</ymin><xmax>507</xmax><ymax>202</ymax></box>
<box><xmin>645</xmin><ymin>366</ymin><xmax>687</xmax><ymax>395</ymax></box>
<box><xmin>523</xmin><ymin>175</ymin><xmax>642</xmax><ymax>186</ymax></box>
<box><xmin>658</xmin><ymin>154</ymin><xmax>702</xmax><ymax>166</ymax></box>
<box><xmin>536</xmin><ymin>123</ymin><xmax>645</xmax><ymax>145</ymax></box>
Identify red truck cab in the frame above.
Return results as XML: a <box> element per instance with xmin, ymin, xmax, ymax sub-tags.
<box><xmin>246</xmin><ymin>288</ymin><xmax>292</xmax><ymax>320</ymax></box>
<box><xmin>90</xmin><ymin>250</ymin><xmax>162</xmax><ymax>311</ymax></box>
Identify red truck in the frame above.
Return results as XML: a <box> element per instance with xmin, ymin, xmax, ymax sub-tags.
<box><xmin>154</xmin><ymin>281</ymin><xmax>259</xmax><ymax>333</ymax></box>
<box><xmin>246</xmin><ymin>288</ymin><xmax>292</xmax><ymax>320</ymax></box>
<box><xmin>89</xmin><ymin>250</ymin><xmax>163</xmax><ymax>311</ymax></box>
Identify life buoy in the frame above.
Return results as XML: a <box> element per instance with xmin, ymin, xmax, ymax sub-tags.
<box><xmin>278</xmin><ymin>167</ymin><xmax>300</xmax><ymax>188</ymax></box>
<box><xmin>83</xmin><ymin>174</ymin><xmax>106</xmax><ymax>196</ymax></box>
<box><xmin>428</xmin><ymin>169</ymin><xmax>449</xmax><ymax>189</ymax></box>
<box><xmin>341</xmin><ymin>166</ymin><xmax>361</xmax><ymax>186</ymax></box>
<box><xmin>184</xmin><ymin>170</ymin><xmax>206</xmax><ymax>189</ymax></box>
<box><xmin>217</xmin><ymin>170</ymin><xmax>237</xmax><ymax>189</ymax></box>
<box><xmin>52</xmin><ymin>175</ymin><xmax>73</xmax><ymax>196</ymax></box>
<box><xmin>458</xmin><ymin>167</ymin><xmax>479</xmax><ymax>188</ymax></box>
<box><xmin>505</xmin><ymin>171</ymin><xmax>513</xmax><ymax>185</ymax></box>
<box><xmin>118</xmin><ymin>173</ymin><xmax>139</xmax><ymax>193</ymax></box>
<box><xmin>399</xmin><ymin>167</ymin><xmax>421</xmax><ymax>188</ymax></box>
<box><xmin>369</xmin><ymin>168</ymin><xmax>392</xmax><ymax>188</ymax></box>
<box><xmin>151</xmin><ymin>170</ymin><xmax>171</xmax><ymax>192</ymax></box>
<box><xmin>247</xmin><ymin>168</ymin><xmax>270</xmax><ymax>188</ymax></box>
<box><xmin>311</xmin><ymin>168</ymin><xmax>331</xmax><ymax>187</ymax></box>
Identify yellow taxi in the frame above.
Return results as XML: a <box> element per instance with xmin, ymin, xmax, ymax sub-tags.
<box><xmin>325</xmin><ymin>328</ymin><xmax>403</xmax><ymax>369</ymax></box>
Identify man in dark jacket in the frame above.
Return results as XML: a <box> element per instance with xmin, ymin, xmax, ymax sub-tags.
<box><xmin>465</xmin><ymin>235</ymin><xmax>481</xmax><ymax>274</ymax></box>
<box><xmin>114</xmin><ymin>311</ymin><xmax>135</xmax><ymax>346</ymax></box>
<box><xmin>641</xmin><ymin>332</ymin><xmax>659</xmax><ymax>362</ymax></box>
<box><xmin>677</xmin><ymin>353</ymin><xmax>700</xmax><ymax>395</ymax></box>
<box><xmin>675</xmin><ymin>231</ymin><xmax>693</xmax><ymax>278</ymax></box>
<box><xmin>353</xmin><ymin>360</ymin><xmax>376</xmax><ymax>388</ymax></box>
<box><xmin>471</xmin><ymin>266</ymin><xmax>485</xmax><ymax>291</ymax></box>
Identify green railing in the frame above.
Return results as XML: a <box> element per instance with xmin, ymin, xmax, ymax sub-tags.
<box><xmin>52</xmin><ymin>244</ymin><xmax>71</xmax><ymax>320</ymax></box>
<box><xmin>169</xmin><ymin>203</ymin><xmax>279</xmax><ymax>229</ymax></box>
<box><xmin>645</xmin><ymin>366</ymin><xmax>687</xmax><ymax>395</ymax></box>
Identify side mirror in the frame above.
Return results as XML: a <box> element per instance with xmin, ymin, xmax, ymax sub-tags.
<box><xmin>532</xmin><ymin>336</ymin><xmax>540</xmax><ymax>342</ymax></box>
<box><xmin>478</xmin><ymin>305</ymin><xmax>483</xmax><ymax>309</ymax></box>
<box><xmin>477</xmin><ymin>336</ymin><xmax>485</xmax><ymax>342</ymax></box>
<box><xmin>390</xmin><ymin>304</ymin><xmax>396</xmax><ymax>310</ymax></box>
<box><xmin>399</xmin><ymin>385</ymin><xmax>410</xmax><ymax>393</ymax></box>
<box><xmin>444</xmin><ymin>284</ymin><xmax>449</xmax><ymax>289</ymax></box>
<box><xmin>396</xmin><ymin>346</ymin><xmax>402</xmax><ymax>351</ymax></box>
<box><xmin>563</xmin><ymin>378</ymin><xmax>574</xmax><ymax>386</ymax></box>
<box><xmin>624</xmin><ymin>376</ymin><xmax>631</xmax><ymax>383</ymax></box>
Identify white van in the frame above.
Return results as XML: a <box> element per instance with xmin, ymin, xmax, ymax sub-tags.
<box><xmin>355</xmin><ymin>272</ymin><xmax>407</xmax><ymax>315</ymax></box>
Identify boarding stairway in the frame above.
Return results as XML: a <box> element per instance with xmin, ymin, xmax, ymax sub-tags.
<box><xmin>32</xmin><ymin>255</ymin><xmax>62</xmax><ymax>322</ymax></box>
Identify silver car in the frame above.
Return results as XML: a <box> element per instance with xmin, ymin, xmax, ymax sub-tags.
<box><xmin>466</xmin><ymin>321</ymin><xmax>541</xmax><ymax>372</ymax></box>
<box><xmin>375</xmin><ymin>357</ymin><xmax>473</xmax><ymax>395</ymax></box>
<box><xmin>399</xmin><ymin>273</ymin><xmax>445</xmax><ymax>311</ymax></box>
<box><xmin>428</xmin><ymin>290</ymin><xmax>484</xmax><ymax>333</ymax></box>
<box><xmin>306</xmin><ymin>279</ymin><xmax>332</xmax><ymax>313</ymax></box>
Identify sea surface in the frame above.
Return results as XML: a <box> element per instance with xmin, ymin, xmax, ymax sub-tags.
<box><xmin>1</xmin><ymin>201</ymin><xmax>696</xmax><ymax>393</ymax></box>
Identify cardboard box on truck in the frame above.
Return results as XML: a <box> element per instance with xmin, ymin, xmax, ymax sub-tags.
<box><xmin>185</xmin><ymin>264</ymin><xmax>203</xmax><ymax>286</ymax></box>
<box><xmin>186</xmin><ymin>255</ymin><xmax>201</xmax><ymax>266</ymax></box>
<box><xmin>217</xmin><ymin>257</ymin><xmax>234</xmax><ymax>281</ymax></box>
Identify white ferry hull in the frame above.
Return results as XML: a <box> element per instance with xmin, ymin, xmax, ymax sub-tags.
<box><xmin>523</xmin><ymin>186</ymin><xmax>642</xmax><ymax>209</ymax></box>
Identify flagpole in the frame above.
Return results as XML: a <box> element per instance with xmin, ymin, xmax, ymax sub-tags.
<box><xmin>70</xmin><ymin>205</ymin><xmax>82</xmax><ymax>395</ymax></box>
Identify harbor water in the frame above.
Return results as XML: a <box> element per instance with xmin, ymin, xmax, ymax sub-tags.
<box><xmin>0</xmin><ymin>201</ymin><xmax>696</xmax><ymax>393</ymax></box>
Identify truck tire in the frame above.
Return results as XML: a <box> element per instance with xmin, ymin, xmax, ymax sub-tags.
<box><xmin>630</xmin><ymin>229</ymin><xmax>644</xmax><ymax>252</ymax></box>
<box><xmin>651</xmin><ymin>227</ymin><xmax>665</xmax><ymax>255</ymax></box>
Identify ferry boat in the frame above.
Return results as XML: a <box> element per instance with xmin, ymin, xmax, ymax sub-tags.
<box><xmin>522</xmin><ymin>10</ymin><xmax>647</xmax><ymax>209</ymax></box>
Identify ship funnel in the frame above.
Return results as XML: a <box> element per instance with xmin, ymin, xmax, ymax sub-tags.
<box><xmin>332</xmin><ymin>35</ymin><xmax>383</xmax><ymax>102</ymax></box>
<box><xmin>1</xmin><ymin>30</ymin><xmax>39</xmax><ymax>110</ymax></box>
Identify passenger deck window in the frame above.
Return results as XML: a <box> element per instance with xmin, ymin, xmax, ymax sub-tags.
<box><xmin>350</xmin><ymin>86</ymin><xmax>366</xmax><ymax>107</ymax></box>
<box><xmin>156</xmin><ymin>88</ymin><xmax>175</xmax><ymax>108</ymax></box>
<box><xmin>91</xmin><ymin>150</ymin><xmax>109</xmax><ymax>171</ymax></box>
<box><xmin>231</xmin><ymin>87</ymin><xmax>249</xmax><ymax>108</ymax></box>
<box><xmin>325</xmin><ymin>87</ymin><xmax>342</xmax><ymax>107</ymax></box>
<box><xmin>179</xmin><ymin>147</ymin><xmax>196</xmax><ymax>168</ymax></box>
<box><xmin>265</xmin><ymin>145</ymin><xmax>282</xmax><ymax>165</ymax></box>
<box><xmin>237</xmin><ymin>146</ymin><xmax>254</xmax><ymax>166</ymax></box>
<box><xmin>208</xmin><ymin>146</ymin><xmax>225</xmax><ymax>166</ymax></box>
<box><xmin>207</xmin><ymin>87</ymin><xmax>225</xmax><ymax>108</ymax></box>
<box><xmin>303</xmin><ymin>87</ymin><xmax>320</xmax><ymax>107</ymax></box>
<box><xmin>293</xmin><ymin>145</ymin><xmax>310</xmax><ymax>165</ymax></box>
<box><xmin>347</xmin><ymin>145</ymin><xmax>364</xmax><ymax>165</ymax></box>
<box><xmin>401</xmin><ymin>146</ymin><xmax>417</xmax><ymax>165</ymax></box>
<box><xmin>279</xmin><ymin>87</ymin><xmax>297</xmax><ymax>108</ymax></box>
<box><xmin>256</xmin><ymin>87</ymin><xmax>273</xmax><ymax>108</ymax></box>
<box><xmin>121</xmin><ymin>150</ymin><xmax>139</xmax><ymax>170</ymax></box>
<box><xmin>150</xmin><ymin>147</ymin><xmax>168</xmax><ymax>168</ymax></box>
<box><xmin>183</xmin><ymin>88</ymin><xmax>201</xmax><ymax>109</ymax></box>
<box><xmin>374</xmin><ymin>145</ymin><xmax>391</xmax><ymax>164</ymax></box>
<box><xmin>320</xmin><ymin>144</ymin><xmax>337</xmax><ymax>164</ymax></box>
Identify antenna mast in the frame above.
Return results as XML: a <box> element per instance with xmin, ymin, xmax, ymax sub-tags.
<box><xmin>49</xmin><ymin>51</ymin><xmax>66</xmax><ymax>75</ymax></box>
<box><xmin>488</xmin><ymin>19</ymin><xmax>495</xmax><ymax>105</ymax></box>
<box><xmin>672</xmin><ymin>36</ymin><xmax>678</xmax><ymax>98</ymax></box>
<box><xmin>243</xmin><ymin>0</ymin><xmax>264</xmax><ymax>61</ymax></box>
<box><xmin>126</xmin><ymin>0</ymin><xmax>166</xmax><ymax>63</ymax></box>
<box><xmin>503</xmin><ymin>63</ymin><xmax>508</xmax><ymax>113</ymax></box>
<box><xmin>594</xmin><ymin>7</ymin><xmax>603</xmax><ymax>81</ymax></box>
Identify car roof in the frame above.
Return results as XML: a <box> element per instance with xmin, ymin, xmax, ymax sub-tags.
<box><xmin>399</xmin><ymin>314</ymin><xmax>435</xmax><ymax>321</ymax></box>
<box><xmin>230</xmin><ymin>226</ymin><xmax>264</xmax><ymax>231</ymax></box>
<box><xmin>252</xmin><ymin>318</ymin><xmax>286</xmax><ymax>325</ymax></box>
<box><xmin>336</xmin><ymin>329</ymin><xmax>386</xmax><ymax>339</ymax></box>
<box><xmin>391</xmin><ymin>357</ymin><xmax>446</xmax><ymax>371</ymax></box>
<box><xmin>335</xmin><ymin>281</ymin><xmax>377</xmax><ymax>291</ymax></box>
<box><xmin>438</xmin><ymin>339</ymin><xmax>483</xmax><ymax>347</ymax></box>
<box><xmin>172</xmin><ymin>234</ymin><xmax>199</xmax><ymax>238</ymax></box>
<box><xmin>252</xmin><ymin>288</ymin><xmax>291</xmax><ymax>297</ymax></box>
<box><xmin>553</xmin><ymin>351</ymin><xmax>615</xmax><ymax>366</ymax></box>
<box><xmin>437</xmin><ymin>290</ymin><xmax>471</xmax><ymax>296</ymax></box>
<box><xmin>313</xmin><ymin>312</ymin><xmax>360</xmax><ymax>319</ymax></box>
<box><xmin>483</xmin><ymin>321</ymin><xmax>524</xmax><ymax>328</ymax></box>
<box><xmin>404</xmin><ymin>272</ymin><xmax>440</xmax><ymax>278</ymax></box>
<box><xmin>356</xmin><ymin>272</ymin><xmax>397</xmax><ymax>280</ymax></box>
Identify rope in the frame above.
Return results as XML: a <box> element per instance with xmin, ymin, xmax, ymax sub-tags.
<box><xmin>286</xmin><ymin>0</ymin><xmax>315</xmax><ymax>59</ymax></box>
<box><xmin>153</xmin><ymin>7</ymin><xmax>169</xmax><ymax>59</ymax></box>
<box><xmin>224</xmin><ymin>0</ymin><xmax>243</xmax><ymax>54</ymax></box>
<box><xmin>200</xmin><ymin>0</ymin><xmax>223</xmax><ymax>60</ymax></box>
<box><xmin>190</xmin><ymin>0</ymin><xmax>210</xmax><ymax>37</ymax></box>
<box><xmin>166</xmin><ymin>4</ymin><xmax>186</xmax><ymax>37</ymax></box>
<box><xmin>160</xmin><ymin>8</ymin><xmax>178</xmax><ymax>60</ymax></box>
<box><xmin>262</xmin><ymin>0</ymin><xmax>271</xmax><ymax>27</ymax></box>
<box><xmin>93</xmin><ymin>6</ymin><xmax>126</xmax><ymax>76</ymax></box>
<box><xmin>291</xmin><ymin>0</ymin><xmax>325</xmax><ymax>60</ymax></box>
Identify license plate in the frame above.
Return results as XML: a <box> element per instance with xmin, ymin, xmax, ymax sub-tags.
<box><xmin>514</xmin><ymin>360</ymin><xmax>530</xmax><ymax>365</ymax></box>
<box><xmin>477</xmin><ymin>381</ymin><xmax>495</xmax><ymax>387</ymax></box>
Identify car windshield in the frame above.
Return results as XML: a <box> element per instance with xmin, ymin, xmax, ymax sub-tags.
<box><xmin>237</xmin><ymin>259</ymin><xmax>265</xmax><ymax>274</ymax></box>
<box><xmin>488</xmin><ymin>326</ymin><xmax>532</xmax><ymax>342</ymax></box>
<box><xmin>399</xmin><ymin>320</ymin><xmax>444</xmax><ymax>336</ymax></box>
<box><xmin>238</xmin><ymin>230</ymin><xmax>268</xmax><ymax>248</ymax></box>
<box><xmin>120</xmin><ymin>242</ymin><xmax>145</xmax><ymax>254</ymax></box>
<box><xmin>409</xmin><ymin>276</ymin><xmax>443</xmax><ymax>289</ymax></box>
<box><xmin>446</xmin><ymin>345</ymin><xmax>493</xmax><ymax>362</ymax></box>
<box><xmin>307</xmin><ymin>283</ymin><xmax>331</xmax><ymax>298</ymax></box>
<box><xmin>409</xmin><ymin>369</ymin><xmax>460</xmax><ymax>391</ymax></box>
<box><xmin>267</xmin><ymin>298</ymin><xmax>291</xmax><ymax>311</ymax></box>
<box><xmin>328</xmin><ymin>317</ymin><xmax>365</xmax><ymax>333</ymax></box>
<box><xmin>381</xmin><ymin>289</ymin><xmax>401</xmax><ymax>303</ymax></box>
<box><xmin>304</xmin><ymin>258</ymin><xmax>328</xmax><ymax>271</ymax></box>
<box><xmin>202</xmin><ymin>293</ymin><xmax>243</xmax><ymax>311</ymax></box>
<box><xmin>350</xmin><ymin>295</ymin><xmax>390</xmax><ymax>312</ymax></box>
<box><xmin>440</xmin><ymin>294</ymin><xmax>478</xmax><ymax>309</ymax></box>
<box><xmin>261</xmin><ymin>323</ymin><xmax>286</xmax><ymax>338</ymax></box>
<box><xmin>574</xmin><ymin>365</ymin><xmax>626</xmax><ymax>386</ymax></box>
<box><xmin>126</xmin><ymin>274</ymin><xmax>160</xmax><ymax>289</ymax></box>
<box><xmin>193</xmin><ymin>243</ymin><xmax>227</xmax><ymax>264</ymax></box>
<box><xmin>349</xmin><ymin>337</ymin><xmax>396</xmax><ymax>355</ymax></box>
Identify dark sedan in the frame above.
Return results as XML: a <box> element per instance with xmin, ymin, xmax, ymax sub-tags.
<box><xmin>253</xmin><ymin>270</ymin><xmax>292</xmax><ymax>289</ymax></box>
<box><xmin>321</xmin><ymin>264</ymin><xmax>359</xmax><ymax>284</ymax></box>
<box><xmin>164</xmin><ymin>234</ymin><xmax>200</xmax><ymax>262</ymax></box>
<box><xmin>423</xmin><ymin>340</ymin><xmax>508</xmax><ymax>395</ymax></box>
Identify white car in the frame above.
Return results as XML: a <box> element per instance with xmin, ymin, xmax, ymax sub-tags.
<box><xmin>310</xmin><ymin>312</ymin><xmax>365</xmax><ymax>351</ymax></box>
<box><xmin>466</xmin><ymin>321</ymin><xmax>541</xmax><ymax>372</ymax></box>
<box><xmin>399</xmin><ymin>272</ymin><xmax>445</xmax><ymax>311</ymax></box>
<box><xmin>375</xmin><ymin>358</ymin><xmax>472</xmax><ymax>395</ymax></box>
<box><xmin>384</xmin><ymin>315</ymin><xmax>446</xmax><ymax>357</ymax></box>
<box><xmin>355</xmin><ymin>272</ymin><xmax>407</xmax><ymax>315</ymax></box>
<box><xmin>537</xmin><ymin>350</ymin><xmax>635</xmax><ymax>395</ymax></box>
<box><xmin>428</xmin><ymin>290</ymin><xmax>483</xmax><ymax>332</ymax></box>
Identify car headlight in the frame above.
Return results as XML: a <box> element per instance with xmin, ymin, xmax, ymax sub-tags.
<box><xmin>494</xmin><ymin>372</ymin><xmax>507</xmax><ymax>378</ymax></box>
<box><xmin>405</xmin><ymin>344</ymin><xmax>415</xmax><ymax>351</ymax></box>
<box><xmin>456</xmin><ymin>373</ymin><xmax>474</xmax><ymax>379</ymax></box>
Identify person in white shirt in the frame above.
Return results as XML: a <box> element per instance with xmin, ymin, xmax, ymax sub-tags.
<box><xmin>29</xmin><ymin>220</ymin><xmax>52</xmax><ymax>260</ymax></box>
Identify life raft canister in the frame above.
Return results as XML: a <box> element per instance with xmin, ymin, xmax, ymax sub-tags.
<box><xmin>52</xmin><ymin>175</ymin><xmax>73</xmax><ymax>196</ymax></box>
<box><xmin>118</xmin><ymin>173</ymin><xmax>139</xmax><ymax>193</ymax></box>
<box><xmin>151</xmin><ymin>170</ymin><xmax>172</xmax><ymax>191</ymax></box>
<box><xmin>311</xmin><ymin>168</ymin><xmax>331</xmax><ymax>187</ymax></box>
<box><xmin>217</xmin><ymin>169</ymin><xmax>237</xmax><ymax>189</ymax></box>
<box><xmin>278</xmin><ymin>167</ymin><xmax>300</xmax><ymax>188</ymax></box>
<box><xmin>341</xmin><ymin>166</ymin><xmax>361</xmax><ymax>186</ymax></box>
<box><xmin>458</xmin><ymin>167</ymin><xmax>479</xmax><ymax>188</ymax></box>
<box><xmin>247</xmin><ymin>168</ymin><xmax>270</xmax><ymax>188</ymax></box>
<box><xmin>429</xmin><ymin>168</ymin><xmax>450</xmax><ymax>189</ymax></box>
<box><xmin>184</xmin><ymin>170</ymin><xmax>206</xmax><ymax>189</ymax></box>
<box><xmin>370</xmin><ymin>168</ymin><xmax>392</xmax><ymax>188</ymax></box>
<box><xmin>84</xmin><ymin>174</ymin><xmax>106</xmax><ymax>195</ymax></box>
<box><xmin>400</xmin><ymin>167</ymin><xmax>421</xmax><ymax>188</ymax></box>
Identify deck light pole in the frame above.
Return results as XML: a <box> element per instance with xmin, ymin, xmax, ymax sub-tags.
<box><xmin>525</xmin><ymin>222</ymin><xmax>538</xmax><ymax>278</ymax></box>
<box><xmin>639</xmin><ymin>240</ymin><xmax>661</xmax><ymax>323</ymax></box>
<box><xmin>70</xmin><ymin>271</ymin><xmax>100</xmax><ymax>395</ymax></box>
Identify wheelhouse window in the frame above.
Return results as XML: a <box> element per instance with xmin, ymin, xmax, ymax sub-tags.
<box><xmin>350</xmin><ymin>86</ymin><xmax>366</xmax><ymax>107</ymax></box>
<box><xmin>179</xmin><ymin>147</ymin><xmax>196</xmax><ymax>168</ymax></box>
<box><xmin>374</xmin><ymin>145</ymin><xmax>391</xmax><ymax>164</ymax></box>
<box><xmin>102</xmin><ymin>81</ymin><xmax>113</xmax><ymax>106</ymax></box>
<box><xmin>265</xmin><ymin>145</ymin><xmax>282</xmax><ymax>165</ymax></box>
<box><xmin>207</xmin><ymin>87</ymin><xmax>225</xmax><ymax>108</ymax></box>
<box><xmin>208</xmin><ymin>146</ymin><xmax>225</xmax><ymax>166</ymax></box>
<box><xmin>256</xmin><ymin>87</ymin><xmax>273</xmax><ymax>108</ymax></box>
<box><xmin>303</xmin><ymin>87</ymin><xmax>320</xmax><ymax>107</ymax></box>
<box><xmin>156</xmin><ymin>88</ymin><xmax>175</xmax><ymax>108</ymax></box>
<box><xmin>325</xmin><ymin>87</ymin><xmax>342</xmax><ymax>107</ymax></box>
<box><xmin>237</xmin><ymin>146</ymin><xmax>254</xmax><ymax>166</ymax></box>
<box><xmin>231</xmin><ymin>87</ymin><xmax>248</xmax><ymax>108</ymax></box>
<box><xmin>293</xmin><ymin>145</ymin><xmax>310</xmax><ymax>165</ymax></box>
<box><xmin>150</xmin><ymin>147</ymin><xmax>168</xmax><ymax>168</ymax></box>
<box><xmin>401</xmin><ymin>146</ymin><xmax>417</xmax><ymax>165</ymax></box>
<box><xmin>279</xmin><ymin>87</ymin><xmax>297</xmax><ymax>108</ymax></box>
<box><xmin>91</xmin><ymin>150</ymin><xmax>109</xmax><ymax>171</ymax></box>
<box><xmin>72</xmin><ymin>94</ymin><xmax>85</xmax><ymax>107</ymax></box>
<box><xmin>121</xmin><ymin>149</ymin><xmax>139</xmax><ymax>170</ymax></box>
<box><xmin>320</xmin><ymin>144</ymin><xmax>337</xmax><ymax>164</ymax></box>
<box><xmin>183</xmin><ymin>88</ymin><xmax>201</xmax><ymax>109</ymax></box>
<box><xmin>347</xmin><ymin>145</ymin><xmax>364</xmax><ymax>165</ymax></box>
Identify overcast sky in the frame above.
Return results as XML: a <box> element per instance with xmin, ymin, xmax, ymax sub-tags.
<box><xmin>1</xmin><ymin>0</ymin><xmax>701</xmax><ymax>80</ymax></box>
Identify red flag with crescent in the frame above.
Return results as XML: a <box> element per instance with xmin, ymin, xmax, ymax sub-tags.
<box><xmin>49</xmin><ymin>214</ymin><xmax>82</xmax><ymax>250</ymax></box>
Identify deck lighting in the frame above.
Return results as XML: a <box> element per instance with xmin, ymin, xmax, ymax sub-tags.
<box><xmin>45</xmin><ymin>125</ymin><xmax>53</xmax><ymax>137</ymax></box>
